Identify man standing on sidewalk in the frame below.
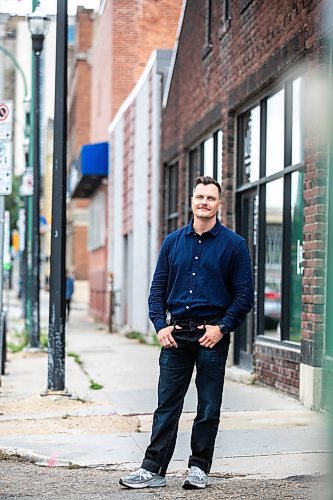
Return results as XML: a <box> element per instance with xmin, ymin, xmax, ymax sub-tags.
<box><xmin>120</xmin><ymin>176</ymin><xmax>254</xmax><ymax>490</ymax></box>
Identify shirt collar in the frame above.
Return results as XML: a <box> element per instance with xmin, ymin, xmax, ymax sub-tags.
<box><xmin>185</xmin><ymin>218</ymin><xmax>221</xmax><ymax>238</ymax></box>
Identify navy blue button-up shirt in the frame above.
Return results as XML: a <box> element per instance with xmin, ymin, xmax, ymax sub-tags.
<box><xmin>148</xmin><ymin>219</ymin><xmax>254</xmax><ymax>333</ymax></box>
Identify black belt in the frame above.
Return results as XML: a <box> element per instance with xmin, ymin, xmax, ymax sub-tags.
<box><xmin>170</xmin><ymin>316</ymin><xmax>220</xmax><ymax>328</ymax></box>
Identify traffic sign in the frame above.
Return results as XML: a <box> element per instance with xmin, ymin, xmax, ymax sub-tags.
<box><xmin>0</xmin><ymin>100</ymin><xmax>13</xmax><ymax>141</ymax></box>
<box><xmin>0</xmin><ymin>142</ymin><xmax>12</xmax><ymax>195</ymax></box>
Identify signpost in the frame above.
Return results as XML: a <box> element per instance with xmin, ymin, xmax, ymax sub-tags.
<box><xmin>0</xmin><ymin>99</ymin><xmax>13</xmax><ymax>383</ymax></box>
<box><xmin>0</xmin><ymin>142</ymin><xmax>13</xmax><ymax>195</ymax></box>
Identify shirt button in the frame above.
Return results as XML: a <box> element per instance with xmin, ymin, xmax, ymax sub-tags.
<box><xmin>192</xmin><ymin>272</ymin><xmax>195</xmax><ymax>275</ymax></box>
<box><xmin>198</xmin><ymin>240</ymin><xmax>202</xmax><ymax>243</ymax></box>
<box><xmin>186</xmin><ymin>306</ymin><xmax>189</xmax><ymax>309</ymax></box>
<box><xmin>189</xmin><ymin>290</ymin><xmax>193</xmax><ymax>293</ymax></box>
<box><xmin>195</xmin><ymin>256</ymin><xmax>198</xmax><ymax>260</ymax></box>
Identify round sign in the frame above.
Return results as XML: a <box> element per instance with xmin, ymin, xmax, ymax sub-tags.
<box><xmin>0</xmin><ymin>103</ymin><xmax>9</xmax><ymax>122</ymax></box>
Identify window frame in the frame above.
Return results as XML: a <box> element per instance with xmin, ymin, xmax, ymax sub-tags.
<box><xmin>236</xmin><ymin>74</ymin><xmax>304</xmax><ymax>345</ymax></box>
<box><xmin>186</xmin><ymin>129</ymin><xmax>223</xmax><ymax>222</ymax></box>
<box><xmin>165</xmin><ymin>162</ymin><xmax>179</xmax><ymax>234</ymax></box>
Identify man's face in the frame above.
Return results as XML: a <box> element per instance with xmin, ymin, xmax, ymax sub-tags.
<box><xmin>191</xmin><ymin>183</ymin><xmax>221</xmax><ymax>221</ymax></box>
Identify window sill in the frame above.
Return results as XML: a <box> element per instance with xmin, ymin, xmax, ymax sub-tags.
<box><xmin>202</xmin><ymin>43</ymin><xmax>212</xmax><ymax>60</ymax></box>
<box><xmin>255</xmin><ymin>335</ymin><xmax>301</xmax><ymax>352</ymax></box>
<box><xmin>218</xmin><ymin>19</ymin><xmax>231</xmax><ymax>40</ymax></box>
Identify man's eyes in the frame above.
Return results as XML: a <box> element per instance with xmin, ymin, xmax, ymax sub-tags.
<box><xmin>195</xmin><ymin>196</ymin><xmax>216</xmax><ymax>201</ymax></box>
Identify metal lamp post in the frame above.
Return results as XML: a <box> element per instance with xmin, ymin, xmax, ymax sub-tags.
<box><xmin>22</xmin><ymin>96</ymin><xmax>31</xmax><ymax>316</ymax></box>
<box><xmin>27</xmin><ymin>7</ymin><xmax>50</xmax><ymax>348</ymax></box>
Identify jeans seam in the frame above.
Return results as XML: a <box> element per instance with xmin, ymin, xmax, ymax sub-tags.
<box><xmin>161</xmin><ymin>370</ymin><xmax>192</xmax><ymax>471</ymax></box>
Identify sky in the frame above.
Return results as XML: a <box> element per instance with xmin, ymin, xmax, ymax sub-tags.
<box><xmin>0</xmin><ymin>0</ymin><xmax>101</xmax><ymax>15</ymax></box>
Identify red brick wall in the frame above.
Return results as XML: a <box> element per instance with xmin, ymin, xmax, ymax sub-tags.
<box><xmin>68</xmin><ymin>9</ymin><xmax>93</xmax><ymax>162</ymax></box>
<box><xmin>90</xmin><ymin>0</ymin><xmax>113</xmax><ymax>143</ymax></box>
<box><xmin>162</xmin><ymin>0</ymin><xmax>323</xmax><ymax>229</ymax></box>
<box><xmin>91</xmin><ymin>0</ymin><xmax>182</xmax><ymax>137</ymax></box>
<box><xmin>161</xmin><ymin>0</ymin><xmax>324</xmax><ymax>395</ymax></box>
<box><xmin>254</xmin><ymin>343</ymin><xmax>300</xmax><ymax>397</ymax></box>
<box><xmin>67</xmin><ymin>9</ymin><xmax>94</xmax><ymax>282</ymax></box>
<box><xmin>123</xmin><ymin>104</ymin><xmax>135</xmax><ymax>235</ymax></box>
<box><xmin>73</xmin><ymin>221</ymin><xmax>89</xmax><ymax>280</ymax></box>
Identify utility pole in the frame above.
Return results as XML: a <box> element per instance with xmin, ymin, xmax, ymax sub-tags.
<box><xmin>43</xmin><ymin>0</ymin><xmax>68</xmax><ymax>394</ymax></box>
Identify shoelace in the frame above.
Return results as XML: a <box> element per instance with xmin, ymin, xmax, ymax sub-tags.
<box><xmin>133</xmin><ymin>468</ymin><xmax>153</xmax><ymax>480</ymax></box>
<box><xmin>190</xmin><ymin>466</ymin><xmax>206</xmax><ymax>480</ymax></box>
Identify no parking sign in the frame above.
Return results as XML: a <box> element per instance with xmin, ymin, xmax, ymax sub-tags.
<box><xmin>0</xmin><ymin>100</ymin><xmax>13</xmax><ymax>141</ymax></box>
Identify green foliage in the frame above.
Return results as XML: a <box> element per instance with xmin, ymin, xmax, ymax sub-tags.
<box><xmin>4</xmin><ymin>175</ymin><xmax>22</xmax><ymax>233</ymax></box>
<box><xmin>125</xmin><ymin>331</ymin><xmax>145</xmax><ymax>342</ymax></box>
<box><xmin>40</xmin><ymin>331</ymin><xmax>48</xmax><ymax>348</ymax></box>
<box><xmin>7</xmin><ymin>329</ymin><xmax>29</xmax><ymax>353</ymax></box>
<box><xmin>89</xmin><ymin>381</ymin><xmax>104</xmax><ymax>390</ymax></box>
<box><xmin>68</xmin><ymin>351</ymin><xmax>104</xmax><ymax>390</ymax></box>
<box><xmin>68</xmin><ymin>352</ymin><xmax>83</xmax><ymax>367</ymax></box>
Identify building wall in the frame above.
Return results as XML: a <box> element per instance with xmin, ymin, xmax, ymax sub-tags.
<box><xmin>109</xmin><ymin>51</ymin><xmax>172</xmax><ymax>334</ymax></box>
<box><xmin>87</xmin><ymin>0</ymin><xmax>181</xmax><ymax>325</ymax></box>
<box><xmin>161</xmin><ymin>0</ymin><xmax>325</xmax><ymax>401</ymax></box>
<box><xmin>67</xmin><ymin>9</ymin><xmax>94</xmax><ymax>281</ymax></box>
<box><xmin>88</xmin><ymin>184</ymin><xmax>109</xmax><ymax>322</ymax></box>
<box><xmin>90</xmin><ymin>0</ymin><xmax>182</xmax><ymax>142</ymax></box>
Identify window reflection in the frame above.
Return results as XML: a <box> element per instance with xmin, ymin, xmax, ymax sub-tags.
<box><xmin>242</xmin><ymin>106</ymin><xmax>260</xmax><ymax>184</ymax></box>
<box><xmin>292</xmin><ymin>77</ymin><xmax>303</xmax><ymax>165</ymax></box>
<box><xmin>266</xmin><ymin>89</ymin><xmax>285</xmax><ymax>176</ymax></box>
<box><xmin>217</xmin><ymin>130</ymin><xmax>223</xmax><ymax>185</ymax></box>
<box><xmin>204</xmin><ymin>136</ymin><xmax>214</xmax><ymax>177</ymax></box>
<box><xmin>289</xmin><ymin>171</ymin><xmax>304</xmax><ymax>342</ymax></box>
<box><xmin>264</xmin><ymin>178</ymin><xmax>283</xmax><ymax>338</ymax></box>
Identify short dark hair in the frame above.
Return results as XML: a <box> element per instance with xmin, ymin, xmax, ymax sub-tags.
<box><xmin>193</xmin><ymin>176</ymin><xmax>221</xmax><ymax>198</ymax></box>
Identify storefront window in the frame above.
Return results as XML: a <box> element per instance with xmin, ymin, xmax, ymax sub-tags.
<box><xmin>266</xmin><ymin>89</ymin><xmax>285</xmax><ymax>176</ymax></box>
<box><xmin>264</xmin><ymin>179</ymin><xmax>283</xmax><ymax>339</ymax></box>
<box><xmin>241</xmin><ymin>105</ymin><xmax>260</xmax><ymax>184</ymax></box>
<box><xmin>292</xmin><ymin>77</ymin><xmax>303</xmax><ymax>165</ymax></box>
<box><xmin>289</xmin><ymin>171</ymin><xmax>304</xmax><ymax>342</ymax></box>
<box><xmin>237</xmin><ymin>76</ymin><xmax>304</xmax><ymax>351</ymax></box>
<box><xmin>187</xmin><ymin>130</ymin><xmax>223</xmax><ymax>221</ymax></box>
<box><xmin>204</xmin><ymin>137</ymin><xmax>214</xmax><ymax>178</ymax></box>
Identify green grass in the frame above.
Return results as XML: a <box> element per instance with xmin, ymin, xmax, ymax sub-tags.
<box><xmin>68</xmin><ymin>352</ymin><xmax>103</xmax><ymax>390</ymax></box>
<box><xmin>89</xmin><ymin>381</ymin><xmax>104</xmax><ymax>390</ymax></box>
<box><xmin>126</xmin><ymin>330</ymin><xmax>161</xmax><ymax>348</ymax></box>
<box><xmin>7</xmin><ymin>329</ymin><xmax>29</xmax><ymax>353</ymax></box>
<box><xmin>7</xmin><ymin>329</ymin><xmax>49</xmax><ymax>352</ymax></box>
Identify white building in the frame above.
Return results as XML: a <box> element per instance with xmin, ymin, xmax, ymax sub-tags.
<box><xmin>108</xmin><ymin>49</ymin><xmax>172</xmax><ymax>336</ymax></box>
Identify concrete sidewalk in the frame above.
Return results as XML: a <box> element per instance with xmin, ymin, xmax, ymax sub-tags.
<box><xmin>0</xmin><ymin>289</ymin><xmax>330</xmax><ymax>479</ymax></box>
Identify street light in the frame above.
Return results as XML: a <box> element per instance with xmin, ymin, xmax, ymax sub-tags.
<box><xmin>27</xmin><ymin>6</ymin><xmax>50</xmax><ymax>348</ymax></box>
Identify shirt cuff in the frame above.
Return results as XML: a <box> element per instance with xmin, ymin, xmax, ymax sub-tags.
<box><xmin>154</xmin><ymin>318</ymin><xmax>168</xmax><ymax>334</ymax></box>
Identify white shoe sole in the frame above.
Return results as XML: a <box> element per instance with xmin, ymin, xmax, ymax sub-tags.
<box><xmin>119</xmin><ymin>478</ymin><xmax>166</xmax><ymax>489</ymax></box>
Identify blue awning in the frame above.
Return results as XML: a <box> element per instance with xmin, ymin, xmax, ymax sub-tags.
<box><xmin>70</xmin><ymin>142</ymin><xmax>109</xmax><ymax>198</ymax></box>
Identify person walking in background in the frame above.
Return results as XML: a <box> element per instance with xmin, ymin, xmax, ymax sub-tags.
<box><xmin>119</xmin><ymin>176</ymin><xmax>254</xmax><ymax>490</ymax></box>
<box><xmin>65</xmin><ymin>271</ymin><xmax>74</xmax><ymax>320</ymax></box>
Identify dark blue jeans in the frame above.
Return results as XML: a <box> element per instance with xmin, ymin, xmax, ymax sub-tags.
<box><xmin>142</xmin><ymin>327</ymin><xmax>230</xmax><ymax>476</ymax></box>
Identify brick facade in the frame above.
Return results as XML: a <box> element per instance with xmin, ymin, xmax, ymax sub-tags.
<box><xmin>161</xmin><ymin>0</ymin><xmax>325</xmax><ymax>398</ymax></box>
<box><xmin>67</xmin><ymin>8</ymin><xmax>94</xmax><ymax>280</ymax></box>
<box><xmin>86</xmin><ymin>0</ymin><xmax>182</xmax><ymax>323</ymax></box>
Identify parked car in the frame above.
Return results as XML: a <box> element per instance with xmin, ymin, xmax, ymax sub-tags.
<box><xmin>264</xmin><ymin>287</ymin><xmax>281</xmax><ymax>330</ymax></box>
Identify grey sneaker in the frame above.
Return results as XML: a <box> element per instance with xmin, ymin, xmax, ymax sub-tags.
<box><xmin>182</xmin><ymin>466</ymin><xmax>210</xmax><ymax>489</ymax></box>
<box><xmin>119</xmin><ymin>468</ymin><xmax>166</xmax><ymax>489</ymax></box>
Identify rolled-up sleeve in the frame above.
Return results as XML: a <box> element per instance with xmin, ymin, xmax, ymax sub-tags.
<box><xmin>148</xmin><ymin>239</ymin><xmax>170</xmax><ymax>333</ymax></box>
<box><xmin>222</xmin><ymin>240</ymin><xmax>254</xmax><ymax>332</ymax></box>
